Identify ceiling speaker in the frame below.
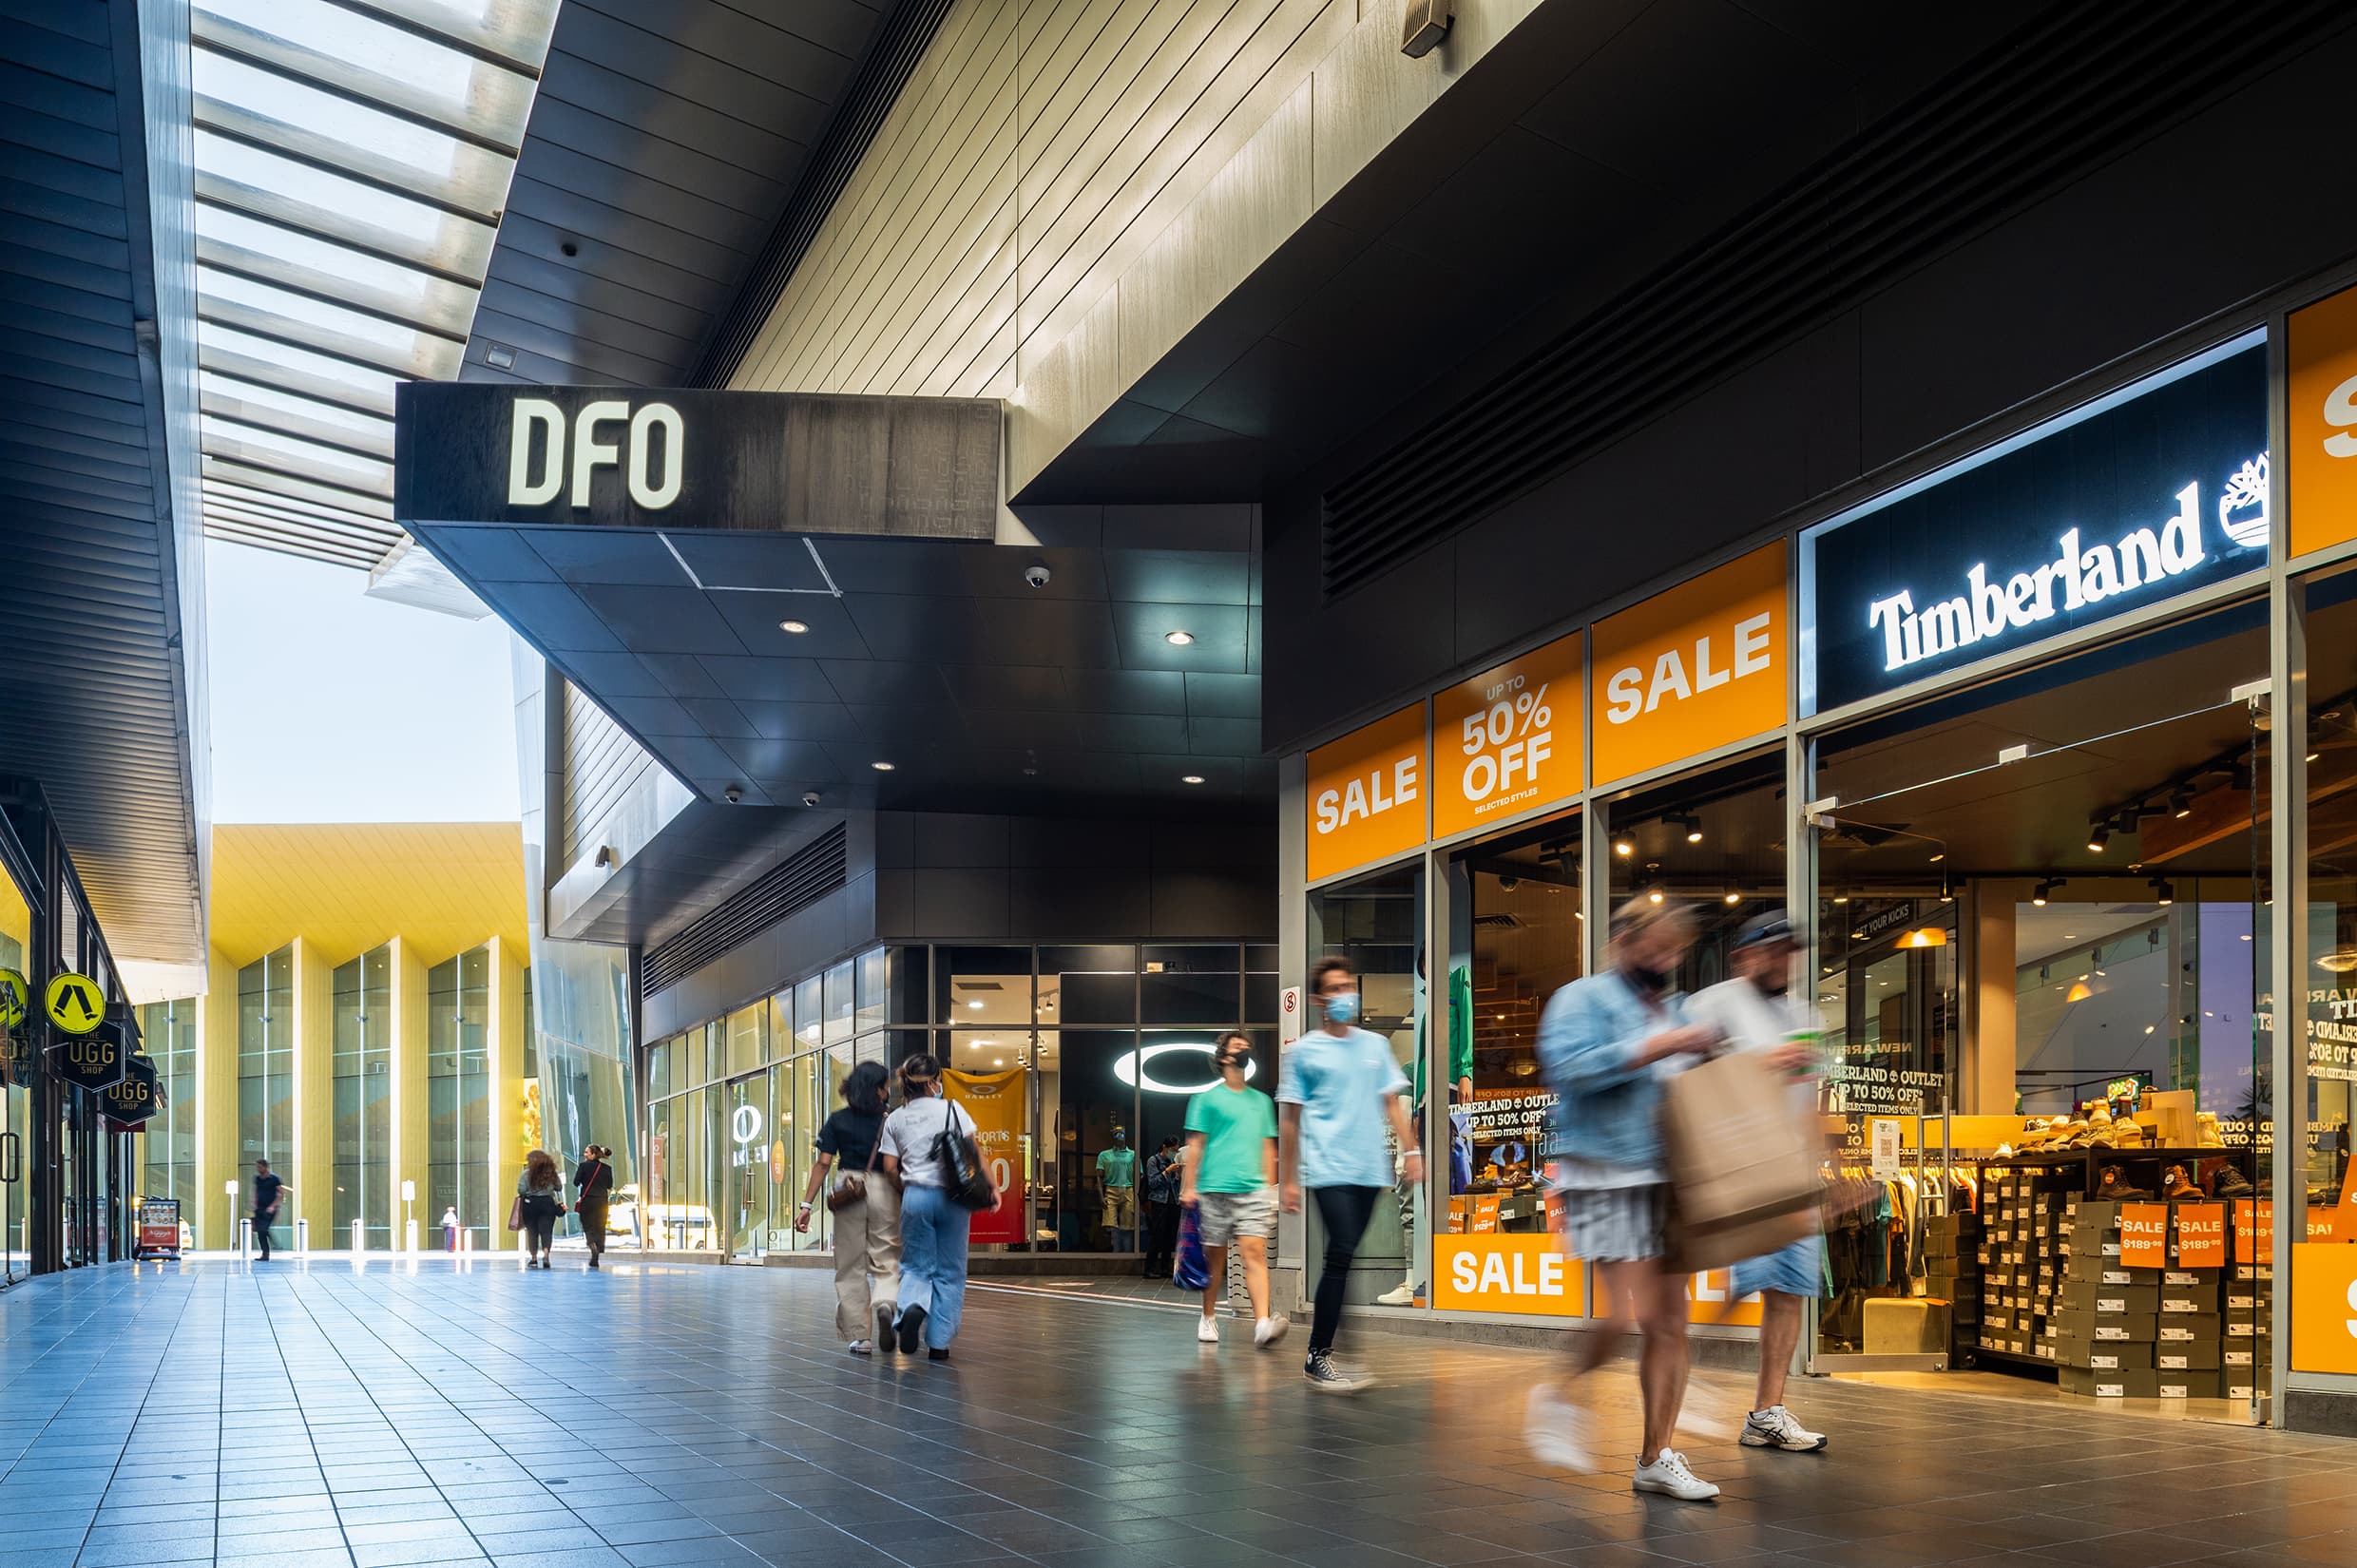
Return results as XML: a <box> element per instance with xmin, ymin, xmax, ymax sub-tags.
<box><xmin>1401</xmin><ymin>0</ymin><xmax>1453</xmax><ymax>57</ymax></box>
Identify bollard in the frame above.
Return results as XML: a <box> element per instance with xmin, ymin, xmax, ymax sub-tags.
<box><xmin>351</xmin><ymin>1218</ymin><xmax>364</xmax><ymax>1254</ymax></box>
<box><xmin>240</xmin><ymin>1217</ymin><xmax>251</xmax><ymax>1259</ymax></box>
<box><xmin>404</xmin><ymin>1217</ymin><xmax>418</xmax><ymax>1253</ymax></box>
<box><xmin>295</xmin><ymin>1216</ymin><xmax>309</xmax><ymax>1255</ymax></box>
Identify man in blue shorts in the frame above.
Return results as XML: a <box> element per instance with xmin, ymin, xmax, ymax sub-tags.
<box><xmin>1685</xmin><ymin>911</ymin><xmax>1830</xmax><ymax>1453</ymax></box>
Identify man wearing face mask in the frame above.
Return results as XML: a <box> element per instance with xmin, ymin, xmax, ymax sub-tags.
<box><xmin>1181</xmin><ymin>1032</ymin><xmax>1282</xmax><ymax>1347</ymax></box>
<box><xmin>1685</xmin><ymin>911</ymin><xmax>1830</xmax><ymax>1453</ymax></box>
<box><xmin>1279</xmin><ymin>956</ymin><xmax>1420</xmax><ymax>1393</ymax></box>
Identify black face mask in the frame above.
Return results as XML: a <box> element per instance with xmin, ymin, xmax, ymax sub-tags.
<box><xmin>1623</xmin><ymin>962</ymin><xmax>1671</xmax><ymax>995</ymax></box>
<box><xmin>1753</xmin><ymin>971</ymin><xmax>1790</xmax><ymax>996</ymax></box>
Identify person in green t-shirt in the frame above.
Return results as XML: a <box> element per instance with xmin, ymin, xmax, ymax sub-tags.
<box><xmin>1181</xmin><ymin>1031</ymin><xmax>1285</xmax><ymax>1348</ymax></box>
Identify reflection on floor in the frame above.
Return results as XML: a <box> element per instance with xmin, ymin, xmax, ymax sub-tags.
<box><xmin>1833</xmin><ymin>1367</ymin><xmax>2262</xmax><ymax>1425</ymax></box>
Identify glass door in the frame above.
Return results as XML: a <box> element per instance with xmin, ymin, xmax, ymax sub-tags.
<box><xmin>723</xmin><ymin>1074</ymin><xmax>768</xmax><ymax>1260</ymax></box>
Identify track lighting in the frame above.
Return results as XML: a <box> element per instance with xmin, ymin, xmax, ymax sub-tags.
<box><xmin>2151</xmin><ymin>877</ymin><xmax>2175</xmax><ymax>907</ymax></box>
<box><xmin>2086</xmin><ymin>823</ymin><xmax>2109</xmax><ymax>853</ymax></box>
<box><xmin>1667</xmin><ymin>813</ymin><xmax>1701</xmax><ymax>844</ymax></box>
<box><xmin>1939</xmin><ymin>870</ymin><xmax>1953</xmax><ymax>904</ymax></box>
<box><xmin>2169</xmin><ymin>786</ymin><xmax>2194</xmax><ymax>819</ymax></box>
<box><xmin>2033</xmin><ymin>878</ymin><xmax>2059</xmax><ymax>908</ymax></box>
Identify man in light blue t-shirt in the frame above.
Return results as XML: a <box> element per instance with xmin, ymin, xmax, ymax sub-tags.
<box><xmin>1278</xmin><ymin>955</ymin><xmax>1420</xmax><ymax>1393</ymax></box>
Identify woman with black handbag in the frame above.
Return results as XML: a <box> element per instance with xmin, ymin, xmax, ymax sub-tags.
<box><xmin>795</xmin><ymin>1061</ymin><xmax>899</xmax><ymax>1354</ymax></box>
<box><xmin>572</xmin><ymin>1145</ymin><xmax>615</xmax><ymax>1269</ymax></box>
<box><xmin>515</xmin><ymin>1148</ymin><xmax>565</xmax><ymax>1270</ymax></box>
<box><xmin>877</xmin><ymin>1053</ymin><xmax>993</xmax><ymax>1361</ymax></box>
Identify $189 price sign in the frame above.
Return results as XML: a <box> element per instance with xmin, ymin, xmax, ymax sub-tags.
<box><xmin>1433</xmin><ymin>630</ymin><xmax>1583</xmax><ymax>839</ymax></box>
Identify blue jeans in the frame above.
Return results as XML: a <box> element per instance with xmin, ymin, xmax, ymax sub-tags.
<box><xmin>898</xmin><ymin>1183</ymin><xmax>970</xmax><ymax>1348</ymax></box>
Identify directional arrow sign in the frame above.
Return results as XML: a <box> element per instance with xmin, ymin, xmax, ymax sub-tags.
<box><xmin>102</xmin><ymin>1055</ymin><xmax>159</xmax><ymax>1124</ymax></box>
<box><xmin>51</xmin><ymin>1021</ymin><xmax>125</xmax><ymax>1093</ymax></box>
<box><xmin>45</xmin><ymin>971</ymin><xmax>104</xmax><ymax>1036</ymax></box>
<box><xmin>0</xmin><ymin>967</ymin><xmax>26</xmax><ymax>1029</ymax></box>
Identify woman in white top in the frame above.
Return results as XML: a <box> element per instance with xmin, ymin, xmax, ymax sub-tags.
<box><xmin>878</xmin><ymin>1053</ymin><xmax>987</xmax><ymax>1361</ymax></box>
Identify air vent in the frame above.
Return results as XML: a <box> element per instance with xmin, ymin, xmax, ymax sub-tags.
<box><xmin>1320</xmin><ymin>0</ymin><xmax>2352</xmax><ymax>600</ymax></box>
<box><xmin>1472</xmin><ymin>913</ymin><xmax>1523</xmax><ymax>929</ymax></box>
<box><xmin>689</xmin><ymin>0</ymin><xmax>955</xmax><ymax>388</ymax></box>
<box><xmin>642</xmin><ymin>824</ymin><xmax>848</xmax><ymax>996</ymax></box>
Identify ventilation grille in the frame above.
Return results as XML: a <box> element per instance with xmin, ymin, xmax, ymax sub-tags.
<box><xmin>688</xmin><ymin>0</ymin><xmax>955</xmax><ymax>389</ymax></box>
<box><xmin>642</xmin><ymin>824</ymin><xmax>849</xmax><ymax>996</ymax></box>
<box><xmin>1320</xmin><ymin>0</ymin><xmax>2351</xmax><ymax>600</ymax></box>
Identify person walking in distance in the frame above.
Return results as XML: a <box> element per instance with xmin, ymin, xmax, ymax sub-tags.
<box><xmin>1142</xmin><ymin>1137</ymin><xmax>1182</xmax><ymax>1279</ymax></box>
<box><xmin>572</xmin><ymin>1145</ymin><xmax>616</xmax><ymax>1270</ymax></box>
<box><xmin>796</xmin><ymin>1061</ymin><xmax>900</xmax><ymax>1355</ymax></box>
<box><xmin>1527</xmin><ymin>897</ymin><xmax>1723</xmax><ymax>1501</ymax></box>
<box><xmin>250</xmin><ymin>1158</ymin><xmax>286</xmax><ymax>1261</ymax></box>
<box><xmin>515</xmin><ymin>1149</ymin><xmax>565</xmax><ymax>1270</ymax></box>
<box><xmin>1685</xmin><ymin>911</ymin><xmax>1830</xmax><ymax>1453</ymax></box>
<box><xmin>1183</xmin><ymin>1032</ymin><xmax>1285</xmax><ymax>1348</ymax></box>
<box><xmin>879</xmin><ymin>1054</ymin><xmax>989</xmax><ymax>1361</ymax></box>
<box><xmin>1279</xmin><ymin>957</ymin><xmax>1420</xmax><ymax>1393</ymax></box>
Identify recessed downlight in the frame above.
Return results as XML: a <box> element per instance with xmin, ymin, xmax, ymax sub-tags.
<box><xmin>1164</xmin><ymin>630</ymin><xmax>1195</xmax><ymax>646</ymax></box>
<box><xmin>871</xmin><ymin>760</ymin><xmax>895</xmax><ymax>772</ymax></box>
<box><xmin>778</xmin><ymin>619</ymin><xmax>808</xmax><ymax>634</ymax></box>
<box><xmin>1181</xmin><ymin>774</ymin><xmax>1205</xmax><ymax>785</ymax></box>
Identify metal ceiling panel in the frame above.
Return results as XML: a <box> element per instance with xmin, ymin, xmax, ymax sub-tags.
<box><xmin>1</xmin><ymin>0</ymin><xmax>208</xmax><ymax>967</ymax></box>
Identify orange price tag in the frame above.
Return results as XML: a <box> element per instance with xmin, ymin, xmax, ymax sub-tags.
<box><xmin>2119</xmin><ymin>1203</ymin><xmax>2169</xmax><ymax>1270</ymax></box>
<box><xmin>2172</xmin><ymin>1202</ymin><xmax>2226</xmax><ymax>1267</ymax></box>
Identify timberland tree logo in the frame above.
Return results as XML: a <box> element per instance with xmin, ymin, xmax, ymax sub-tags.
<box><xmin>1865</xmin><ymin>453</ymin><xmax>2270</xmax><ymax>675</ymax></box>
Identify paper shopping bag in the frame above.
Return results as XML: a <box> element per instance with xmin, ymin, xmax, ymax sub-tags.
<box><xmin>1659</xmin><ymin>1050</ymin><xmax>1821</xmax><ymax>1273</ymax></box>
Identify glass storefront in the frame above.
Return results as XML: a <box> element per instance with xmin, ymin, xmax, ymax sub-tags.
<box><xmin>237</xmin><ymin>945</ymin><xmax>297</xmax><ymax>1170</ymax></box>
<box><xmin>427</xmin><ymin>944</ymin><xmax>492</xmax><ymax>1248</ymax></box>
<box><xmin>641</xmin><ymin>942</ymin><xmax>1275</xmax><ymax>1256</ymax></box>
<box><xmin>136</xmin><ymin>998</ymin><xmax>201</xmax><ymax>1246</ymax></box>
<box><xmin>331</xmin><ymin>946</ymin><xmax>393</xmax><ymax>1250</ymax></box>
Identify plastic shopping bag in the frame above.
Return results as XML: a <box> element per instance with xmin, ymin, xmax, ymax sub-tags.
<box><xmin>1174</xmin><ymin>1204</ymin><xmax>1210</xmax><ymax>1290</ymax></box>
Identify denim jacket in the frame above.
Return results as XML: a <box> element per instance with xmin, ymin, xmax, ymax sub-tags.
<box><xmin>1538</xmin><ymin>969</ymin><xmax>1686</xmax><ymax>1175</ymax></box>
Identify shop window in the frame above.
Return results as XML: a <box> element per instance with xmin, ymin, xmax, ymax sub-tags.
<box><xmin>136</xmin><ymin>997</ymin><xmax>201</xmax><ymax>1243</ymax></box>
<box><xmin>237</xmin><ymin>944</ymin><xmax>297</xmax><ymax>1171</ymax></box>
<box><xmin>1048</xmin><ymin>1027</ymin><xmax>1138</xmax><ymax>1252</ymax></box>
<box><xmin>1446</xmin><ymin>813</ymin><xmax>1582</xmax><ymax>1236</ymax></box>
<box><xmin>822</xmin><ymin>959</ymin><xmax>855</xmax><ymax>1045</ymax></box>
<box><xmin>1309</xmin><ymin>860</ymin><xmax>1423</xmax><ymax>1289</ymax></box>
<box><xmin>331</xmin><ymin>945</ymin><xmax>393</xmax><ymax>1249</ymax></box>
<box><xmin>936</xmin><ymin>947</ymin><xmax>1032</xmax><ymax>1029</ymax></box>
<box><xmin>1245</xmin><ymin>944</ymin><xmax>1280</xmax><ymax>1023</ymax></box>
<box><xmin>726</xmin><ymin>1004</ymin><xmax>765</xmax><ymax>1079</ymax></box>
<box><xmin>1141</xmin><ymin>945</ymin><xmax>1241</xmax><ymax>1023</ymax></box>
<box><xmin>722</xmin><ymin>1070</ymin><xmax>769</xmax><ymax>1259</ymax></box>
<box><xmin>793</xmin><ymin>976</ymin><xmax>821</xmax><ymax>1050</ymax></box>
<box><xmin>1040</xmin><ymin>944</ymin><xmax>1133</xmax><ymax>1026</ymax></box>
<box><xmin>646</xmin><ymin>1036</ymin><xmax>673</xmax><ymax>1100</ymax></box>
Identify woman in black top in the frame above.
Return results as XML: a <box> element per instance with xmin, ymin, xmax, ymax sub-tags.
<box><xmin>796</xmin><ymin>1061</ymin><xmax>900</xmax><ymax>1353</ymax></box>
<box><xmin>573</xmin><ymin>1146</ymin><xmax>615</xmax><ymax>1268</ymax></box>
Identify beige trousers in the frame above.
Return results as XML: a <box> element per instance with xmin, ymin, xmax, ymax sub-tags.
<box><xmin>832</xmin><ymin>1176</ymin><xmax>902</xmax><ymax>1340</ymax></box>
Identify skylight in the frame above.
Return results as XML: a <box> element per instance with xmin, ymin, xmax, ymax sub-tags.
<box><xmin>191</xmin><ymin>0</ymin><xmax>561</xmax><ymax>570</ymax></box>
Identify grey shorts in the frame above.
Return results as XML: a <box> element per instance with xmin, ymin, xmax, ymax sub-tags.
<box><xmin>1196</xmin><ymin>1187</ymin><xmax>1276</xmax><ymax>1248</ymax></box>
<box><xmin>1559</xmin><ymin>1183</ymin><xmax>1670</xmax><ymax>1263</ymax></box>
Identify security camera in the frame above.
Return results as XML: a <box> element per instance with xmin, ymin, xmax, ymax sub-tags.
<box><xmin>722</xmin><ymin>785</ymin><xmax>743</xmax><ymax>805</ymax></box>
<box><xmin>1025</xmin><ymin>564</ymin><xmax>1051</xmax><ymax>589</ymax></box>
<box><xmin>800</xmin><ymin>792</ymin><xmax>821</xmax><ymax>809</ymax></box>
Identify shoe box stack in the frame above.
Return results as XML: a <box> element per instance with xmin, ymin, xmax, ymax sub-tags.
<box><xmin>1923</xmin><ymin>1208</ymin><xmax>1980</xmax><ymax>1354</ymax></box>
<box><xmin>1973</xmin><ymin>1165</ymin><xmax>2057</xmax><ymax>1357</ymax></box>
<box><xmin>2051</xmin><ymin>1197</ymin><xmax>2253</xmax><ymax>1399</ymax></box>
<box><xmin>2222</xmin><ymin>1208</ymin><xmax>2274</xmax><ymax>1402</ymax></box>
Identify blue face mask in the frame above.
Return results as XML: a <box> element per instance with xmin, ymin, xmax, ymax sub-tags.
<box><xmin>1322</xmin><ymin>989</ymin><xmax>1361</xmax><ymax>1026</ymax></box>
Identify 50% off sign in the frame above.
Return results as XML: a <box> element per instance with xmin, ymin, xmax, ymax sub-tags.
<box><xmin>1436</xmin><ymin>633</ymin><xmax>1581</xmax><ymax>838</ymax></box>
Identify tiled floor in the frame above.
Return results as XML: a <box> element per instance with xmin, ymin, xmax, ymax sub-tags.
<box><xmin>3</xmin><ymin>1257</ymin><xmax>2353</xmax><ymax>1568</ymax></box>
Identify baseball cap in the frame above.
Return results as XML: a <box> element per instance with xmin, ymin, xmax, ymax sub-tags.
<box><xmin>1732</xmin><ymin>910</ymin><xmax>1802</xmax><ymax>950</ymax></box>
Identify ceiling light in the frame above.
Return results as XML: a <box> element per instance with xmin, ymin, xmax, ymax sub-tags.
<box><xmin>2317</xmin><ymin>949</ymin><xmax>2357</xmax><ymax>974</ymax></box>
<box><xmin>1938</xmin><ymin>870</ymin><xmax>1953</xmax><ymax>905</ymax></box>
<box><xmin>1927</xmin><ymin>850</ymin><xmax>1945</xmax><ymax>863</ymax></box>
<box><xmin>871</xmin><ymin>760</ymin><xmax>894</xmax><ymax>771</ymax></box>
<box><xmin>2065</xmin><ymin>981</ymin><xmax>2094</xmax><ymax>1004</ymax></box>
<box><xmin>2033</xmin><ymin>879</ymin><xmax>2057</xmax><ymax>907</ymax></box>
<box><xmin>2086</xmin><ymin>824</ymin><xmax>2109</xmax><ymax>853</ymax></box>
<box><xmin>1724</xmin><ymin>891</ymin><xmax>1741</xmax><ymax>904</ymax></box>
<box><xmin>1181</xmin><ymin>774</ymin><xmax>1204</xmax><ymax>785</ymax></box>
<box><xmin>1670</xmin><ymin>813</ymin><xmax>1702</xmax><ymax>844</ymax></box>
<box><xmin>1898</xmin><ymin>927</ymin><xmax>1947</xmax><ymax>948</ymax></box>
<box><xmin>2308</xmin><ymin>751</ymin><xmax>2322</xmax><ymax>763</ymax></box>
<box><xmin>2169</xmin><ymin>786</ymin><xmax>2194</xmax><ymax>818</ymax></box>
<box><xmin>1614</xmin><ymin>839</ymin><xmax>1634</xmax><ymax>856</ymax></box>
<box><xmin>1647</xmin><ymin>889</ymin><xmax>1663</xmax><ymax>905</ymax></box>
<box><xmin>778</xmin><ymin>619</ymin><xmax>808</xmax><ymax>634</ymax></box>
<box><xmin>2152</xmin><ymin>877</ymin><xmax>2175</xmax><ymax>908</ymax></box>
<box><xmin>968</xmin><ymin>999</ymin><xmax>985</xmax><ymax>1011</ymax></box>
<box><xmin>1164</xmin><ymin>630</ymin><xmax>1195</xmax><ymax>646</ymax></box>
<box><xmin>993</xmin><ymin>1058</ymin><xmax>1005</xmax><ymax>1066</ymax></box>
<box><xmin>1832</xmin><ymin>894</ymin><xmax>1849</xmax><ymax>905</ymax></box>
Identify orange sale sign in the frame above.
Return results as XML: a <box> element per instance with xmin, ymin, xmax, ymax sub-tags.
<box><xmin>2119</xmin><ymin>1203</ymin><xmax>2169</xmax><ymax>1270</ymax></box>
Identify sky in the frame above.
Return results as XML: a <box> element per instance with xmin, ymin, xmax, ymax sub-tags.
<box><xmin>205</xmin><ymin>541</ymin><xmax>521</xmax><ymax>823</ymax></box>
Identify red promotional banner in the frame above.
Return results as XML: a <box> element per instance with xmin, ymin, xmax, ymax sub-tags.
<box><xmin>946</xmin><ymin>1066</ymin><xmax>1028</xmax><ymax>1246</ymax></box>
<box><xmin>2233</xmin><ymin>1198</ymin><xmax>2274</xmax><ymax>1264</ymax></box>
<box><xmin>2173</xmin><ymin>1202</ymin><xmax>2226</xmax><ymax>1267</ymax></box>
<box><xmin>2119</xmin><ymin>1203</ymin><xmax>2169</xmax><ymax>1270</ymax></box>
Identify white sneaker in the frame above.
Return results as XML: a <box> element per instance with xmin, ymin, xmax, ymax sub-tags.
<box><xmin>847</xmin><ymin>1339</ymin><xmax>872</xmax><ymax>1356</ymax></box>
<box><xmin>1375</xmin><ymin>1281</ymin><xmax>1416</xmax><ymax>1306</ymax></box>
<box><xmin>1197</xmin><ymin>1315</ymin><xmax>1219</xmax><ymax>1343</ymax></box>
<box><xmin>1632</xmin><ymin>1449</ymin><xmax>1719</xmax><ymax>1501</ymax></box>
<box><xmin>1523</xmin><ymin>1385</ymin><xmax>1591</xmax><ymax>1472</ymax></box>
<box><xmin>1254</xmin><ymin>1314</ymin><xmax>1289</xmax><ymax>1348</ymax></box>
<box><xmin>1740</xmin><ymin>1405</ymin><xmax>1827</xmax><ymax>1451</ymax></box>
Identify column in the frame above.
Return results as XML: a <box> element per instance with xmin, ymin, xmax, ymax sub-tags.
<box><xmin>200</xmin><ymin>947</ymin><xmax>239</xmax><ymax>1250</ymax></box>
<box><xmin>393</xmin><ymin>936</ymin><xmax>429</xmax><ymax>1248</ymax></box>
<box><xmin>295</xmin><ymin>937</ymin><xmax>334</xmax><ymax>1243</ymax></box>
<box><xmin>489</xmin><ymin>936</ymin><xmax>526</xmax><ymax>1210</ymax></box>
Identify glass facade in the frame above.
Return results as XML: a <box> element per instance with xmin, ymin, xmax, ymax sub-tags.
<box><xmin>331</xmin><ymin>946</ymin><xmax>393</xmax><ymax>1249</ymax></box>
<box><xmin>237</xmin><ymin>944</ymin><xmax>297</xmax><ymax>1170</ymax></box>
<box><xmin>136</xmin><ymin>998</ymin><xmax>201</xmax><ymax>1244</ymax></box>
<box><xmin>427</xmin><ymin>944</ymin><xmax>491</xmax><ymax>1247</ymax></box>
<box><xmin>642</xmin><ymin>943</ymin><xmax>1275</xmax><ymax>1255</ymax></box>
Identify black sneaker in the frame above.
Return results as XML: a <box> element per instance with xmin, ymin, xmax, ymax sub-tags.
<box><xmin>875</xmin><ymin>1303</ymin><xmax>898</xmax><ymax>1352</ymax></box>
<box><xmin>928</xmin><ymin>1348</ymin><xmax>950</xmax><ymax>1362</ymax></box>
<box><xmin>1302</xmin><ymin>1348</ymin><xmax>1373</xmax><ymax>1394</ymax></box>
<box><xmin>897</xmin><ymin>1303</ymin><xmax>928</xmax><ymax>1356</ymax></box>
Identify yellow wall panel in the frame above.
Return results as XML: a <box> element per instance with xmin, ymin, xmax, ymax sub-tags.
<box><xmin>489</xmin><ymin>935</ymin><xmax>527</xmax><ymax>1232</ymax></box>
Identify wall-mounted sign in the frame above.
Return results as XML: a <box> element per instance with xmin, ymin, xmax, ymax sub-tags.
<box><xmin>2289</xmin><ymin>281</ymin><xmax>2357</xmax><ymax>559</ymax></box>
<box><xmin>1868</xmin><ymin>1118</ymin><xmax>1901</xmax><ymax>1180</ymax></box>
<box><xmin>51</xmin><ymin>1021</ymin><xmax>125</xmax><ymax>1093</ymax></box>
<box><xmin>394</xmin><ymin>383</ymin><xmax>1004</xmax><ymax>537</ymax></box>
<box><xmin>1591</xmin><ymin>543</ymin><xmax>1786</xmax><ymax>786</ymax></box>
<box><xmin>1433</xmin><ymin>631</ymin><xmax>1582</xmax><ymax>840</ymax></box>
<box><xmin>44</xmin><ymin>970</ymin><xmax>104</xmax><ymax>1036</ymax></box>
<box><xmin>946</xmin><ymin>1066</ymin><xmax>1027</xmax><ymax>1246</ymax></box>
<box><xmin>0</xmin><ymin>967</ymin><xmax>26</xmax><ymax>1029</ymax></box>
<box><xmin>1804</xmin><ymin>337</ymin><xmax>2268</xmax><ymax>714</ymax></box>
<box><xmin>102</xmin><ymin>1056</ymin><xmax>159</xmax><ymax>1124</ymax></box>
<box><xmin>1112</xmin><ymin>1041</ymin><xmax>1258</xmax><ymax>1096</ymax></box>
<box><xmin>2290</xmin><ymin>1242</ymin><xmax>2357</xmax><ymax>1374</ymax></box>
<box><xmin>1305</xmin><ymin>703</ymin><xmax>1427</xmax><ymax>883</ymax></box>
